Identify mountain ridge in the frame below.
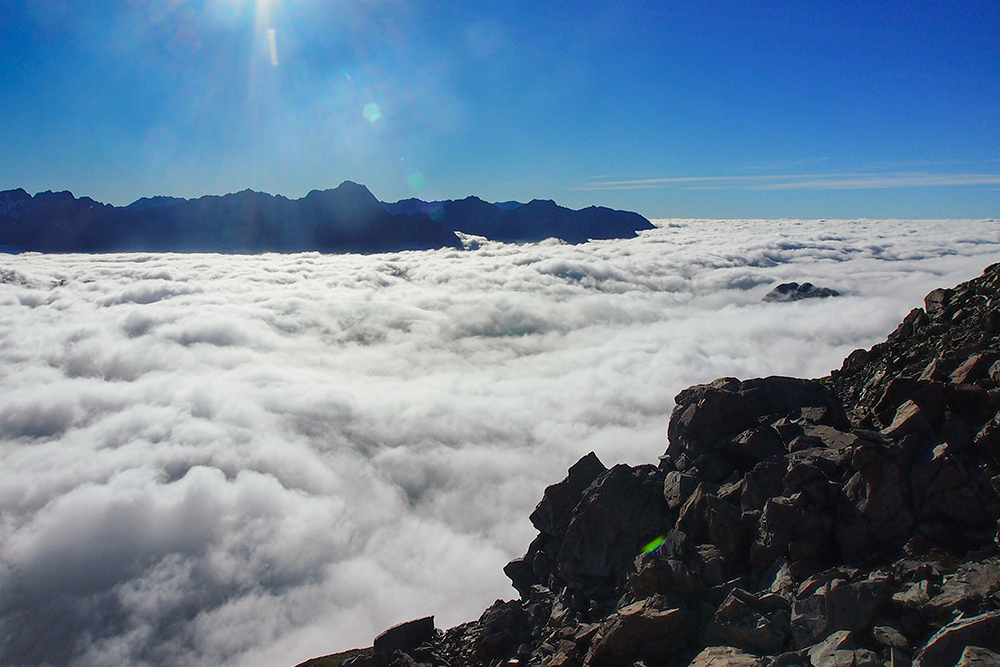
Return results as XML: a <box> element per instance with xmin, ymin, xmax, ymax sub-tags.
<box><xmin>0</xmin><ymin>182</ymin><xmax>653</xmax><ymax>253</ymax></box>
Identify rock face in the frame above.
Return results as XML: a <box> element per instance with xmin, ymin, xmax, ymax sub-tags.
<box><xmin>307</xmin><ymin>263</ymin><xmax>1000</xmax><ymax>667</ymax></box>
<box><xmin>0</xmin><ymin>184</ymin><xmax>653</xmax><ymax>253</ymax></box>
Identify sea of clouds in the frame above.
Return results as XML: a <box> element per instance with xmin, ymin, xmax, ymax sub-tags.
<box><xmin>1</xmin><ymin>218</ymin><xmax>999</xmax><ymax>667</ymax></box>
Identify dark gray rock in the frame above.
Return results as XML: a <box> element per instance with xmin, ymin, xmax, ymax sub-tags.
<box><xmin>956</xmin><ymin>646</ymin><xmax>1000</xmax><ymax>667</ymax></box>
<box><xmin>763</xmin><ymin>283</ymin><xmax>840</xmax><ymax>303</ymax></box>
<box><xmin>706</xmin><ymin>587</ymin><xmax>791</xmax><ymax>654</ymax></box>
<box><xmin>583</xmin><ymin>595</ymin><xmax>695</xmax><ymax>667</ymax></box>
<box><xmin>558</xmin><ymin>465</ymin><xmax>670</xmax><ymax>581</ymax></box>
<box><xmin>923</xmin><ymin>557</ymin><xmax>1000</xmax><ymax>620</ymax></box>
<box><xmin>676</xmin><ymin>483</ymin><xmax>749</xmax><ymax>572</ymax></box>
<box><xmin>836</xmin><ymin>448</ymin><xmax>915</xmax><ymax>563</ymax></box>
<box><xmin>473</xmin><ymin>599</ymin><xmax>525</xmax><ymax>659</ymax></box>
<box><xmin>789</xmin><ymin>570</ymin><xmax>891</xmax><ymax>648</ymax></box>
<box><xmin>666</xmin><ymin>376</ymin><xmax>849</xmax><ymax>475</ymax></box>
<box><xmin>664</xmin><ymin>470</ymin><xmax>701</xmax><ymax>510</ymax></box>
<box><xmin>913</xmin><ymin>611</ymin><xmax>1000</xmax><ymax>667</ymax></box>
<box><xmin>530</xmin><ymin>452</ymin><xmax>608</xmax><ymax>539</ymax></box>
<box><xmin>373</xmin><ymin>616</ymin><xmax>436</xmax><ymax>656</ymax></box>
<box><xmin>685</xmin><ymin>646</ymin><xmax>761</xmax><ymax>666</ymax></box>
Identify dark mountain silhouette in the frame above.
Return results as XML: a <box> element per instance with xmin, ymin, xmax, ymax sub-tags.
<box><xmin>0</xmin><ymin>183</ymin><xmax>653</xmax><ymax>254</ymax></box>
<box><xmin>382</xmin><ymin>195</ymin><xmax>654</xmax><ymax>244</ymax></box>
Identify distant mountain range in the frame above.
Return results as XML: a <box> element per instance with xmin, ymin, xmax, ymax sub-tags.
<box><xmin>0</xmin><ymin>182</ymin><xmax>653</xmax><ymax>254</ymax></box>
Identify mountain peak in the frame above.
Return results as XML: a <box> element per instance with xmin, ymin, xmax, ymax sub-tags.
<box><xmin>0</xmin><ymin>183</ymin><xmax>652</xmax><ymax>252</ymax></box>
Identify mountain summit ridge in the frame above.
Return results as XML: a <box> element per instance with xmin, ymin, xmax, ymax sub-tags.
<box><xmin>0</xmin><ymin>182</ymin><xmax>653</xmax><ymax>253</ymax></box>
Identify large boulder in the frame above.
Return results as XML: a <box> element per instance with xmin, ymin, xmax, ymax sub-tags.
<box><xmin>913</xmin><ymin>611</ymin><xmax>1000</xmax><ymax>667</ymax></box>
<box><xmin>583</xmin><ymin>595</ymin><xmax>695</xmax><ymax>667</ymax></box>
<box><xmin>665</xmin><ymin>376</ymin><xmax>849</xmax><ymax>477</ymax></box>
<box><xmin>557</xmin><ymin>464</ymin><xmax>671</xmax><ymax>582</ymax></box>
<box><xmin>529</xmin><ymin>452</ymin><xmax>608</xmax><ymax>539</ymax></box>
<box><xmin>372</xmin><ymin>616</ymin><xmax>436</xmax><ymax>656</ymax></box>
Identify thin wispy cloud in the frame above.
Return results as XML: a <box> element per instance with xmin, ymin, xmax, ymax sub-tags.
<box><xmin>574</xmin><ymin>172</ymin><xmax>1000</xmax><ymax>192</ymax></box>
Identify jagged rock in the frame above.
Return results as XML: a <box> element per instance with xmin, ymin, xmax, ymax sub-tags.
<box><xmin>789</xmin><ymin>570</ymin><xmax>891</xmax><ymax>648</ymax></box>
<box><xmin>373</xmin><ymin>616</ymin><xmax>435</xmax><ymax>656</ymax></box>
<box><xmin>530</xmin><ymin>452</ymin><xmax>608</xmax><ymax>539</ymax></box>
<box><xmin>922</xmin><ymin>557</ymin><xmax>1000</xmax><ymax>620</ymax></box>
<box><xmin>506</xmin><ymin>452</ymin><xmax>608</xmax><ymax>599</ymax></box>
<box><xmin>686</xmin><ymin>646</ymin><xmax>761</xmax><ymax>666</ymax></box>
<box><xmin>557</xmin><ymin>464</ymin><xmax>670</xmax><ymax>581</ymax></box>
<box><xmin>763</xmin><ymin>283</ymin><xmax>841</xmax><ymax>303</ymax></box>
<box><xmin>956</xmin><ymin>646</ymin><xmax>1000</xmax><ymax>667</ymax></box>
<box><xmin>676</xmin><ymin>483</ymin><xmax>749</xmax><ymax>571</ymax></box>
<box><xmin>666</xmin><ymin>376</ymin><xmax>849</xmax><ymax>476</ymax></box>
<box><xmin>803</xmin><ymin>630</ymin><xmax>854</xmax><ymax>666</ymax></box>
<box><xmin>723</xmin><ymin>426</ymin><xmax>787</xmax><ymax>473</ymax></box>
<box><xmin>836</xmin><ymin>446</ymin><xmax>915</xmax><ymax>563</ymax></box>
<box><xmin>473</xmin><ymin>600</ymin><xmax>525</xmax><ymax>659</ymax></box>
<box><xmin>628</xmin><ymin>544</ymin><xmax>703</xmax><ymax>600</ymax></box>
<box><xmin>583</xmin><ymin>595</ymin><xmax>695</xmax><ymax>666</ymax></box>
<box><xmin>705</xmin><ymin>587</ymin><xmax>791</xmax><ymax>654</ymax></box>
<box><xmin>913</xmin><ymin>610</ymin><xmax>1000</xmax><ymax>667</ymax></box>
<box><xmin>665</xmin><ymin>470</ymin><xmax>701</xmax><ymax>510</ymax></box>
<box><xmin>741</xmin><ymin>458</ymin><xmax>788</xmax><ymax>513</ymax></box>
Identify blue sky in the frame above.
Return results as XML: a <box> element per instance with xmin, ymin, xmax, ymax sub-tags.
<box><xmin>1</xmin><ymin>0</ymin><xmax>998</xmax><ymax>218</ymax></box>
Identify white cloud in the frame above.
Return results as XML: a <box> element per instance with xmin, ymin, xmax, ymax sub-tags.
<box><xmin>1</xmin><ymin>218</ymin><xmax>1000</xmax><ymax>666</ymax></box>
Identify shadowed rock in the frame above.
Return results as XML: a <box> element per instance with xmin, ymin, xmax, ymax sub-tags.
<box><xmin>764</xmin><ymin>282</ymin><xmax>841</xmax><ymax>302</ymax></box>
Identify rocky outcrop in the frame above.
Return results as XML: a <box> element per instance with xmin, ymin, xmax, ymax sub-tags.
<box><xmin>305</xmin><ymin>263</ymin><xmax>1000</xmax><ymax>667</ymax></box>
<box><xmin>0</xmin><ymin>184</ymin><xmax>653</xmax><ymax>253</ymax></box>
<box><xmin>764</xmin><ymin>283</ymin><xmax>841</xmax><ymax>302</ymax></box>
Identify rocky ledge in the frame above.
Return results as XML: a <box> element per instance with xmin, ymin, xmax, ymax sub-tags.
<box><xmin>304</xmin><ymin>263</ymin><xmax>1000</xmax><ymax>667</ymax></box>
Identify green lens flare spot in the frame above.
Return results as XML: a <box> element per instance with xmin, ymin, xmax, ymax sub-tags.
<box><xmin>641</xmin><ymin>536</ymin><xmax>666</xmax><ymax>554</ymax></box>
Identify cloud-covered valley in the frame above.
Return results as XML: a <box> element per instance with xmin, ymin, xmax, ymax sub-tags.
<box><xmin>2</xmin><ymin>218</ymin><xmax>999</xmax><ymax>667</ymax></box>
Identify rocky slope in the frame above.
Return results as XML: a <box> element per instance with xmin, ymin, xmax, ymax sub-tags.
<box><xmin>303</xmin><ymin>263</ymin><xmax>1000</xmax><ymax>667</ymax></box>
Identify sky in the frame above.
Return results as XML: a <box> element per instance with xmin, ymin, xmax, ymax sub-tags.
<box><xmin>1</xmin><ymin>0</ymin><xmax>998</xmax><ymax>218</ymax></box>
<box><xmin>3</xmin><ymin>219</ymin><xmax>1000</xmax><ymax>666</ymax></box>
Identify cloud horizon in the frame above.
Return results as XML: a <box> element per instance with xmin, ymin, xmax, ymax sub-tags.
<box><xmin>2</xmin><ymin>218</ymin><xmax>1000</xmax><ymax>667</ymax></box>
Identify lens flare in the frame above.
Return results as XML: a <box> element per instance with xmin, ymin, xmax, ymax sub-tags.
<box><xmin>641</xmin><ymin>536</ymin><xmax>666</xmax><ymax>555</ymax></box>
<box><xmin>268</xmin><ymin>28</ymin><xmax>278</xmax><ymax>65</ymax></box>
<box><xmin>406</xmin><ymin>169</ymin><xmax>427</xmax><ymax>192</ymax></box>
<box><xmin>363</xmin><ymin>103</ymin><xmax>382</xmax><ymax>123</ymax></box>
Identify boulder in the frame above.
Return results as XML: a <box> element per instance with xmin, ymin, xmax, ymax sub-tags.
<box><xmin>705</xmin><ymin>587</ymin><xmax>791</xmax><ymax>654</ymax></box>
<box><xmin>557</xmin><ymin>465</ymin><xmax>670</xmax><ymax>581</ymax></box>
<box><xmin>789</xmin><ymin>570</ymin><xmax>891</xmax><ymax>648</ymax></box>
<box><xmin>836</xmin><ymin>449</ymin><xmax>915</xmax><ymax>563</ymax></box>
<box><xmin>583</xmin><ymin>595</ymin><xmax>695</xmax><ymax>667</ymax></box>
<box><xmin>676</xmin><ymin>483</ymin><xmax>749</xmax><ymax>571</ymax></box>
<box><xmin>373</xmin><ymin>616</ymin><xmax>435</xmax><ymax>656</ymax></box>
<box><xmin>473</xmin><ymin>600</ymin><xmax>525</xmax><ymax>659</ymax></box>
<box><xmin>666</xmin><ymin>376</ymin><xmax>849</xmax><ymax>475</ymax></box>
<box><xmin>956</xmin><ymin>646</ymin><xmax>1000</xmax><ymax>667</ymax></box>
<box><xmin>686</xmin><ymin>646</ymin><xmax>761</xmax><ymax>667</ymax></box>
<box><xmin>530</xmin><ymin>452</ymin><xmax>608</xmax><ymax>539</ymax></box>
<box><xmin>913</xmin><ymin>611</ymin><xmax>1000</xmax><ymax>667</ymax></box>
<box><xmin>923</xmin><ymin>558</ymin><xmax>1000</xmax><ymax>619</ymax></box>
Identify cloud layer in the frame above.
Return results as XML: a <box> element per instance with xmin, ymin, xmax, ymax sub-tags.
<box><xmin>2</xmin><ymin>218</ymin><xmax>1000</xmax><ymax>667</ymax></box>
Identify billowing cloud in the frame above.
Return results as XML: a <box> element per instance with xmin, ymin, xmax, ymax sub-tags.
<box><xmin>2</xmin><ymin>219</ymin><xmax>1000</xmax><ymax>667</ymax></box>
